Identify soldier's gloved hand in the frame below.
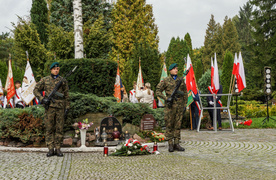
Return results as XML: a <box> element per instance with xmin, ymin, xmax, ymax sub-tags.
<box><xmin>166</xmin><ymin>97</ymin><xmax>173</xmax><ymax>104</ymax></box>
<box><xmin>42</xmin><ymin>97</ymin><xmax>50</xmax><ymax>106</ymax></box>
<box><xmin>209</xmin><ymin>101</ymin><xmax>214</xmax><ymax>106</ymax></box>
<box><xmin>65</xmin><ymin>108</ymin><xmax>69</xmax><ymax>116</ymax></box>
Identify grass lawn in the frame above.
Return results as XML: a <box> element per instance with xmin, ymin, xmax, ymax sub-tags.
<box><xmin>222</xmin><ymin>116</ymin><xmax>276</xmax><ymax>129</ymax></box>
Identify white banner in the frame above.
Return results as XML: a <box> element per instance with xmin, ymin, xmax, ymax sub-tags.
<box><xmin>21</xmin><ymin>61</ymin><xmax>36</xmax><ymax>105</ymax></box>
<box><xmin>0</xmin><ymin>78</ymin><xmax>3</xmax><ymax>96</ymax></box>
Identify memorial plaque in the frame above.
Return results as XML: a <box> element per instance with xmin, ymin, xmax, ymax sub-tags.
<box><xmin>100</xmin><ymin>117</ymin><xmax>122</xmax><ymax>141</ymax></box>
<box><xmin>140</xmin><ymin>114</ymin><xmax>156</xmax><ymax>131</ymax></box>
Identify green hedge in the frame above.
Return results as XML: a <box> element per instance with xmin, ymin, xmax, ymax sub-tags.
<box><xmin>0</xmin><ymin>92</ymin><xmax>165</xmax><ymax>144</ymax></box>
<box><xmin>43</xmin><ymin>58</ymin><xmax>117</xmax><ymax>97</ymax></box>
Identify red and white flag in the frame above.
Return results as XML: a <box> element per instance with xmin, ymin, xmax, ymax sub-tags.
<box><xmin>237</xmin><ymin>52</ymin><xmax>246</xmax><ymax>92</ymax></box>
<box><xmin>0</xmin><ymin>78</ymin><xmax>3</xmax><ymax>97</ymax></box>
<box><xmin>213</xmin><ymin>53</ymin><xmax>220</xmax><ymax>93</ymax></box>
<box><xmin>114</xmin><ymin>61</ymin><xmax>121</xmax><ymax>103</ymax></box>
<box><xmin>136</xmin><ymin>59</ymin><xmax>144</xmax><ymax>92</ymax></box>
<box><xmin>232</xmin><ymin>53</ymin><xmax>239</xmax><ymax>75</ymax></box>
<box><xmin>21</xmin><ymin>61</ymin><xmax>37</xmax><ymax>105</ymax></box>
<box><xmin>5</xmin><ymin>59</ymin><xmax>16</xmax><ymax>103</ymax></box>
<box><xmin>211</xmin><ymin>57</ymin><xmax>214</xmax><ymax>90</ymax></box>
<box><xmin>185</xmin><ymin>54</ymin><xmax>197</xmax><ymax>94</ymax></box>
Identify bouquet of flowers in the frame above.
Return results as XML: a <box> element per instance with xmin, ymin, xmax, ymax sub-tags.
<box><xmin>110</xmin><ymin>138</ymin><xmax>151</xmax><ymax>156</ymax></box>
<box><xmin>151</xmin><ymin>131</ymin><xmax>166</xmax><ymax>142</ymax></box>
<box><xmin>78</xmin><ymin>118</ymin><xmax>93</xmax><ymax>130</ymax></box>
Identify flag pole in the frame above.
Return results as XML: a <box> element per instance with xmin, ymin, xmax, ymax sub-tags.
<box><xmin>229</xmin><ymin>74</ymin><xmax>233</xmax><ymax>94</ymax></box>
<box><xmin>26</xmin><ymin>51</ymin><xmax>29</xmax><ymax>61</ymax></box>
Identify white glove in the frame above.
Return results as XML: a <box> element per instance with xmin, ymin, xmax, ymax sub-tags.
<box><xmin>209</xmin><ymin>101</ymin><xmax>214</xmax><ymax>106</ymax></box>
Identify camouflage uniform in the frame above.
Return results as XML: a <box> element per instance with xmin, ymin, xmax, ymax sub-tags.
<box><xmin>34</xmin><ymin>75</ymin><xmax>70</xmax><ymax>149</ymax></box>
<box><xmin>156</xmin><ymin>76</ymin><xmax>187</xmax><ymax>145</ymax></box>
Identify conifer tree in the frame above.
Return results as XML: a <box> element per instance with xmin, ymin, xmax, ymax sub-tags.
<box><xmin>31</xmin><ymin>0</ymin><xmax>49</xmax><ymax>45</ymax></box>
<box><xmin>222</xmin><ymin>16</ymin><xmax>240</xmax><ymax>59</ymax></box>
<box><xmin>184</xmin><ymin>33</ymin><xmax>194</xmax><ymax>65</ymax></box>
<box><xmin>111</xmin><ymin>0</ymin><xmax>159</xmax><ymax>78</ymax></box>
<box><xmin>249</xmin><ymin>0</ymin><xmax>276</xmax><ymax>89</ymax></box>
<box><xmin>195</xmin><ymin>58</ymin><xmax>203</xmax><ymax>83</ymax></box>
<box><xmin>202</xmin><ymin>14</ymin><xmax>217</xmax><ymax>72</ymax></box>
<box><xmin>221</xmin><ymin>50</ymin><xmax>233</xmax><ymax>105</ymax></box>
<box><xmin>50</xmin><ymin>0</ymin><xmax>112</xmax><ymax>32</ymax></box>
<box><xmin>12</xmin><ymin>17</ymin><xmax>48</xmax><ymax>81</ymax></box>
<box><xmin>165</xmin><ymin>37</ymin><xmax>189</xmax><ymax>76</ymax></box>
<box><xmin>47</xmin><ymin>24</ymin><xmax>74</xmax><ymax>59</ymax></box>
<box><xmin>83</xmin><ymin>15</ymin><xmax>112</xmax><ymax>59</ymax></box>
<box><xmin>213</xmin><ymin>23</ymin><xmax>224</xmax><ymax>68</ymax></box>
<box><xmin>232</xmin><ymin>2</ymin><xmax>254</xmax><ymax>88</ymax></box>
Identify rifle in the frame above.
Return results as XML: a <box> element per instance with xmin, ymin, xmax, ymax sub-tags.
<box><xmin>167</xmin><ymin>67</ymin><xmax>191</xmax><ymax>108</ymax></box>
<box><xmin>43</xmin><ymin>66</ymin><xmax>78</xmax><ymax>110</ymax></box>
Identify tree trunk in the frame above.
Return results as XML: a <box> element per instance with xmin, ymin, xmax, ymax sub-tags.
<box><xmin>73</xmin><ymin>0</ymin><xmax>84</xmax><ymax>59</ymax></box>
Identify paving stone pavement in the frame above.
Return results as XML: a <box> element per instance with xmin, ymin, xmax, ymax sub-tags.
<box><xmin>0</xmin><ymin>129</ymin><xmax>275</xmax><ymax>180</ymax></box>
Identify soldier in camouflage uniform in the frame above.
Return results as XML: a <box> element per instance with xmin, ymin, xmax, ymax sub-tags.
<box><xmin>156</xmin><ymin>63</ymin><xmax>187</xmax><ymax>152</ymax></box>
<box><xmin>34</xmin><ymin>62</ymin><xmax>70</xmax><ymax>157</ymax></box>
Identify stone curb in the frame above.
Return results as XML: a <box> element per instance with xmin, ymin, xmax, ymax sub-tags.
<box><xmin>0</xmin><ymin>142</ymin><xmax>167</xmax><ymax>153</ymax></box>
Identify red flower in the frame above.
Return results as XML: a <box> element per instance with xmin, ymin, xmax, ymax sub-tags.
<box><xmin>140</xmin><ymin>148</ymin><xmax>143</xmax><ymax>151</ymax></box>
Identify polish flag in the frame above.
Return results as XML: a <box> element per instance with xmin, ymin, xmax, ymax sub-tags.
<box><xmin>0</xmin><ymin>78</ymin><xmax>3</xmax><ymax>97</ymax></box>
<box><xmin>232</xmin><ymin>53</ymin><xmax>239</xmax><ymax>75</ymax></box>
<box><xmin>185</xmin><ymin>54</ymin><xmax>197</xmax><ymax>94</ymax></box>
<box><xmin>114</xmin><ymin>61</ymin><xmax>121</xmax><ymax>103</ymax></box>
<box><xmin>237</xmin><ymin>52</ymin><xmax>246</xmax><ymax>92</ymax></box>
<box><xmin>5</xmin><ymin>59</ymin><xmax>16</xmax><ymax>103</ymax></box>
<box><xmin>211</xmin><ymin>57</ymin><xmax>214</xmax><ymax>90</ymax></box>
<box><xmin>213</xmin><ymin>53</ymin><xmax>220</xmax><ymax>93</ymax></box>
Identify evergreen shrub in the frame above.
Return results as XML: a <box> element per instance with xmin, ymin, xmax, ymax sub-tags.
<box><xmin>0</xmin><ymin>92</ymin><xmax>165</xmax><ymax>143</ymax></box>
<box><xmin>43</xmin><ymin>58</ymin><xmax>117</xmax><ymax>97</ymax></box>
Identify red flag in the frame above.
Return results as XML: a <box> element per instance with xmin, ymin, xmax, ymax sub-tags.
<box><xmin>185</xmin><ymin>54</ymin><xmax>197</xmax><ymax>94</ymax></box>
<box><xmin>237</xmin><ymin>52</ymin><xmax>246</xmax><ymax>92</ymax></box>
<box><xmin>114</xmin><ymin>61</ymin><xmax>121</xmax><ymax>103</ymax></box>
<box><xmin>232</xmin><ymin>53</ymin><xmax>239</xmax><ymax>75</ymax></box>
<box><xmin>5</xmin><ymin>59</ymin><xmax>16</xmax><ymax>103</ymax></box>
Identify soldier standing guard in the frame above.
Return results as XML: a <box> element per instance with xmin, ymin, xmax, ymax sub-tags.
<box><xmin>156</xmin><ymin>63</ymin><xmax>187</xmax><ymax>152</ymax></box>
<box><xmin>34</xmin><ymin>62</ymin><xmax>70</xmax><ymax>157</ymax></box>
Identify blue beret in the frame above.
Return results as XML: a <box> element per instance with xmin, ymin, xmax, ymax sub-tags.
<box><xmin>50</xmin><ymin>62</ymin><xmax>59</xmax><ymax>70</ymax></box>
<box><xmin>169</xmin><ymin>63</ymin><xmax>178</xmax><ymax>71</ymax></box>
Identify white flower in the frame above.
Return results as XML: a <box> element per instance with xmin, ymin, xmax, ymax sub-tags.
<box><xmin>127</xmin><ymin>151</ymin><xmax>131</xmax><ymax>155</ymax></box>
<box><xmin>154</xmin><ymin>151</ymin><xmax>160</xmax><ymax>155</ymax></box>
<box><xmin>116</xmin><ymin>144</ymin><xmax>122</xmax><ymax>150</ymax></box>
<box><xmin>134</xmin><ymin>145</ymin><xmax>137</xmax><ymax>149</ymax></box>
<box><xmin>128</xmin><ymin>143</ymin><xmax>133</xmax><ymax>147</ymax></box>
<box><xmin>114</xmin><ymin>149</ymin><xmax>117</xmax><ymax>152</ymax></box>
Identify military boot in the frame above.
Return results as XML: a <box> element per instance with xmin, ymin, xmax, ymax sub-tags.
<box><xmin>174</xmin><ymin>144</ymin><xmax>185</xmax><ymax>151</ymax></box>
<box><xmin>56</xmin><ymin>149</ymin><xmax>63</xmax><ymax>157</ymax></box>
<box><xmin>46</xmin><ymin>149</ymin><xmax>55</xmax><ymax>157</ymax></box>
<box><xmin>168</xmin><ymin>140</ymin><xmax>174</xmax><ymax>152</ymax></box>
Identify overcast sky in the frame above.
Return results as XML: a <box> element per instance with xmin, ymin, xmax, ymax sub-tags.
<box><xmin>0</xmin><ymin>0</ymin><xmax>249</xmax><ymax>52</ymax></box>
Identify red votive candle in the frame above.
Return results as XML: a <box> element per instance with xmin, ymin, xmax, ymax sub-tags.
<box><xmin>153</xmin><ymin>141</ymin><xmax>158</xmax><ymax>151</ymax></box>
<box><xmin>104</xmin><ymin>143</ymin><xmax>108</xmax><ymax>157</ymax></box>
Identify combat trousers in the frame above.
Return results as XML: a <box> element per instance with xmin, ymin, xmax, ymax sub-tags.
<box><xmin>44</xmin><ymin>107</ymin><xmax>65</xmax><ymax>149</ymax></box>
<box><xmin>191</xmin><ymin>102</ymin><xmax>199</xmax><ymax>130</ymax></box>
<box><xmin>164</xmin><ymin>103</ymin><xmax>184</xmax><ymax>144</ymax></box>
